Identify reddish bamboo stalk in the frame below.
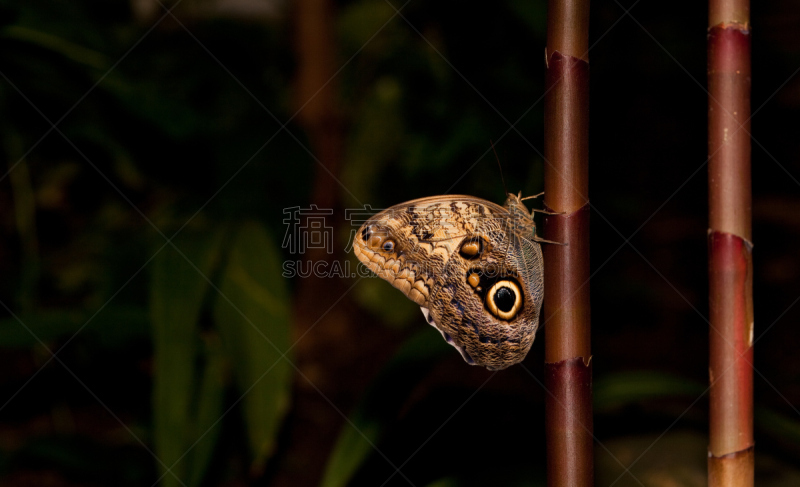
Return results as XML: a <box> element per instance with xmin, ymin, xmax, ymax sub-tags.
<box><xmin>707</xmin><ymin>0</ymin><xmax>754</xmax><ymax>484</ymax></box>
<box><xmin>542</xmin><ymin>0</ymin><xmax>592</xmax><ymax>485</ymax></box>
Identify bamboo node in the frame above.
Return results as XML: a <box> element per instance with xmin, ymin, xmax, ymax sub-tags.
<box><xmin>708</xmin><ymin>21</ymin><xmax>750</xmax><ymax>33</ymax></box>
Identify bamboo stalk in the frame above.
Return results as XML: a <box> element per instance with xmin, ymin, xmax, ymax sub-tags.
<box><xmin>542</xmin><ymin>0</ymin><xmax>592</xmax><ymax>485</ymax></box>
<box><xmin>707</xmin><ymin>0</ymin><xmax>754</xmax><ymax>484</ymax></box>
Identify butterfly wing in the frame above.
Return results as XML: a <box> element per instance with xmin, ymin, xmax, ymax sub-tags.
<box><xmin>426</xmin><ymin>208</ymin><xmax>543</xmax><ymax>370</ymax></box>
<box><xmin>353</xmin><ymin>195</ymin><xmax>543</xmax><ymax>370</ymax></box>
<box><xmin>354</xmin><ymin>195</ymin><xmax>498</xmax><ymax>305</ymax></box>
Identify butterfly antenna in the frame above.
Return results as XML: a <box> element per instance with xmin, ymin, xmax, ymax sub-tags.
<box><xmin>490</xmin><ymin>140</ymin><xmax>509</xmax><ymax>196</ymax></box>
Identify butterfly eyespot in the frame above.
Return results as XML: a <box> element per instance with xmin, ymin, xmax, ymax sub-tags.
<box><xmin>459</xmin><ymin>237</ymin><xmax>486</xmax><ymax>259</ymax></box>
<box><xmin>366</xmin><ymin>228</ymin><xmax>392</xmax><ymax>251</ymax></box>
<box><xmin>353</xmin><ymin>193</ymin><xmax>545</xmax><ymax>370</ymax></box>
<box><xmin>486</xmin><ymin>280</ymin><xmax>522</xmax><ymax>320</ymax></box>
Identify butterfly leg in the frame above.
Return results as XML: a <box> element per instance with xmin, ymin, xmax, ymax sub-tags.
<box><xmin>533</xmin><ymin>235</ymin><xmax>567</xmax><ymax>245</ymax></box>
<box><xmin>520</xmin><ymin>191</ymin><xmax>545</xmax><ymax>201</ymax></box>
<box><xmin>521</xmin><ymin>192</ymin><xmax>567</xmax><ymax>215</ymax></box>
<box><xmin>531</xmin><ymin>208</ymin><xmax>565</xmax><ymax>216</ymax></box>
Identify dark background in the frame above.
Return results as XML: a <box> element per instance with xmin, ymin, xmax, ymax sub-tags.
<box><xmin>0</xmin><ymin>0</ymin><xmax>798</xmax><ymax>486</ymax></box>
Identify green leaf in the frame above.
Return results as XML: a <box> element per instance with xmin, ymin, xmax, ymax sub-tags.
<box><xmin>340</xmin><ymin>76</ymin><xmax>405</xmax><ymax>207</ymax></box>
<box><xmin>352</xmin><ymin>273</ymin><xmax>418</xmax><ymax>329</ymax></box>
<box><xmin>337</xmin><ymin>1</ymin><xmax>405</xmax><ymax>56</ymax></box>
<box><xmin>755</xmin><ymin>407</ymin><xmax>800</xmax><ymax>458</ymax></box>
<box><xmin>151</xmin><ymin>229</ymin><xmax>225</xmax><ymax>487</ymax></box>
<box><xmin>15</xmin><ymin>435</ymin><xmax>150</xmax><ymax>485</ymax></box>
<box><xmin>593</xmin><ymin>371</ymin><xmax>706</xmax><ymax>413</ymax></box>
<box><xmin>186</xmin><ymin>335</ymin><xmax>228</xmax><ymax>487</ymax></box>
<box><xmin>507</xmin><ymin>0</ymin><xmax>547</xmax><ymax>35</ymax></box>
<box><xmin>320</xmin><ymin>329</ymin><xmax>451</xmax><ymax>487</ymax></box>
<box><xmin>0</xmin><ymin>25</ymin><xmax>108</xmax><ymax>69</ymax></box>
<box><xmin>212</xmin><ymin>221</ymin><xmax>292</xmax><ymax>472</ymax></box>
<box><xmin>425</xmin><ymin>478</ymin><xmax>460</xmax><ymax>487</ymax></box>
<box><xmin>0</xmin><ymin>305</ymin><xmax>148</xmax><ymax>349</ymax></box>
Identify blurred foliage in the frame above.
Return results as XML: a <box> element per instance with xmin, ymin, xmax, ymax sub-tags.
<box><xmin>594</xmin><ymin>371</ymin><xmax>706</xmax><ymax>413</ymax></box>
<box><xmin>0</xmin><ymin>0</ymin><xmax>299</xmax><ymax>483</ymax></box>
<box><xmin>0</xmin><ymin>0</ymin><xmax>798</xmax><ymax>485</ymax></box>
<box><xmin>320</xmin><ymin>329</ymin><xmax>452</xmax><ymax>487</ymax></box>
<box><xmin>212</xmin><ymin>222</ymin><xmax>291</xmax><ymax>471</ymax></box>
<box><xmin>150</xmin><ymin>226</ymin><xmax>225</xmax><ymax>487</ymax></box>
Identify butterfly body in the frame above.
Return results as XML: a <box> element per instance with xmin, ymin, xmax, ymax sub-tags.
<box><xmin>353</xmin><ymin>193</ymin><xmax>544</xmax><ymax>370</ymax></box>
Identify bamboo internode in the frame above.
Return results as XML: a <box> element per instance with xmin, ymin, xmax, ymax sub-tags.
<box><xmin>707</xmin><ymin>0</ymin><xmax>754</xmax><ymax>484</ymax></box>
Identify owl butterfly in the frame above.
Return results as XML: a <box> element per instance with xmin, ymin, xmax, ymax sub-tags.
<box><xmin>353</xmin><ymin>192</ymin><xmax>548</xmax><ymax>370</ymax></box>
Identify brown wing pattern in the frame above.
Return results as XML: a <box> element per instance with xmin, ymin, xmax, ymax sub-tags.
<box><xmin>353</xmin><ymin>194</ymin><xmax>543</xmax><ymax>370</ymax></box>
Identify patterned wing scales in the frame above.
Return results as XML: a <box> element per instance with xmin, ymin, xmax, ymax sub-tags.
<box><xmin>354</xmin><ymin>194</ymin><xmax>543</xmax><ymax>370</ymax></box>
<box><xmin>425</xmin><ymin>211</ymin><xmax>543</xmax><ymax>370</ymax></box>
<box><xmin>353</xmin><ymin>197</ymin><xmax>496</xmax><ymax>307</ymax></box>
